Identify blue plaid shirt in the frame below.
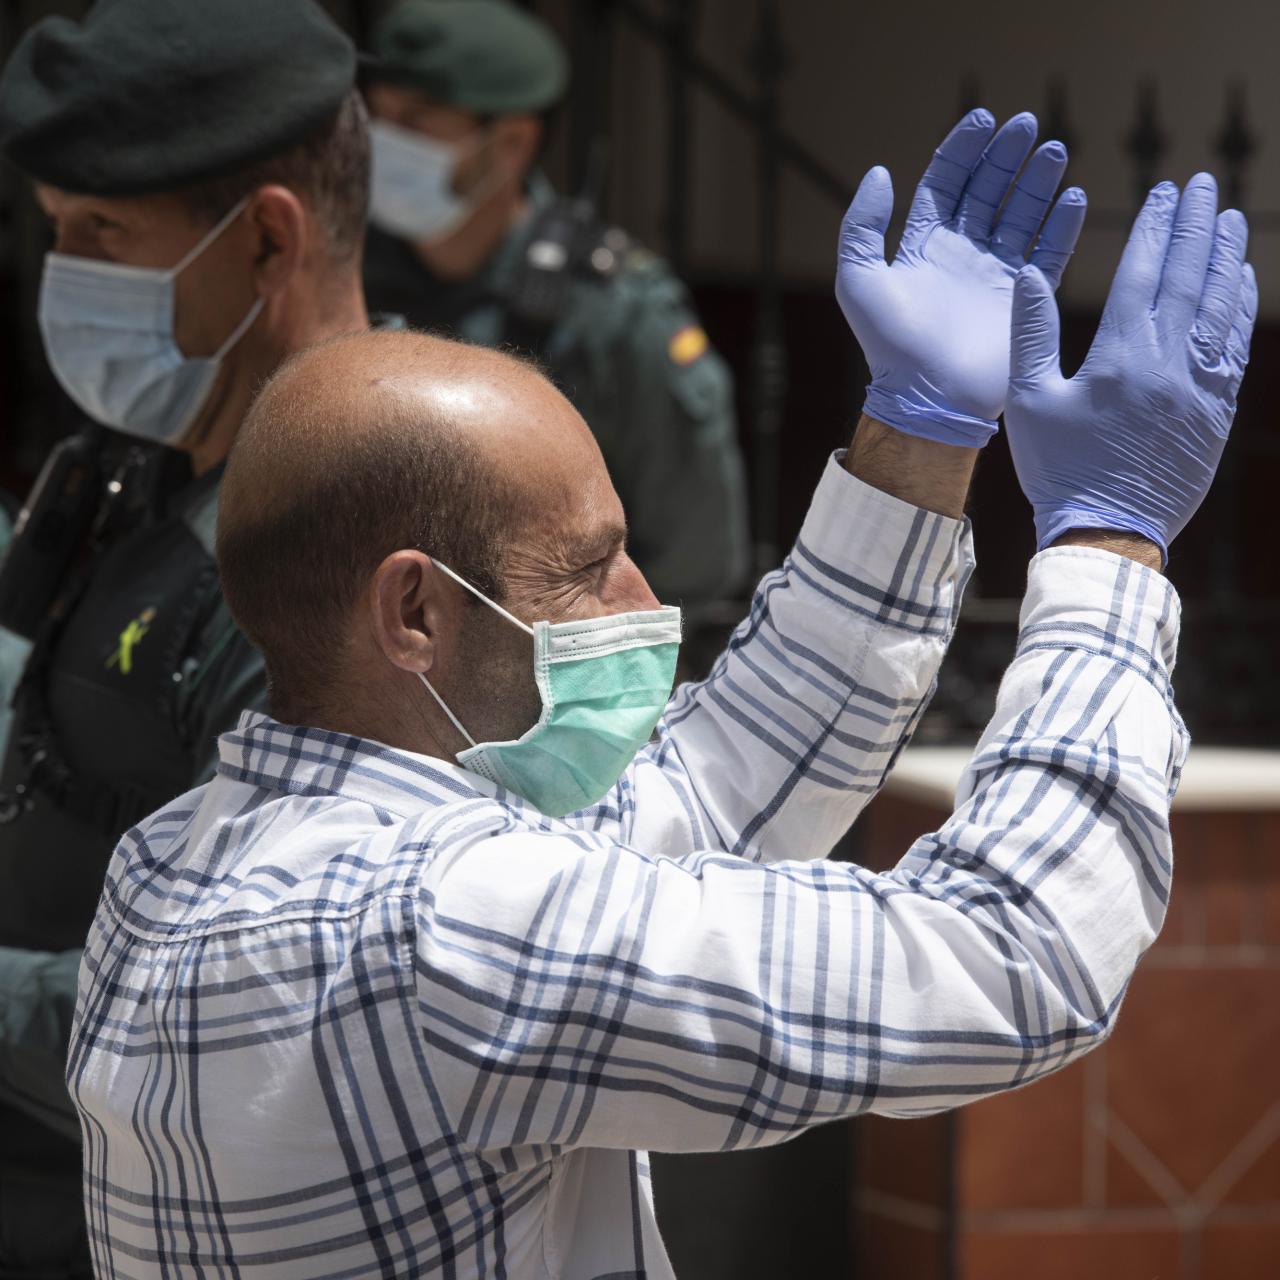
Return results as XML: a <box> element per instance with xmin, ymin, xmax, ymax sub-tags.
<box><xmin>68</xmin><ymin>455</ymin><xmax>1186</xmax><ymax>1279</ymax></box>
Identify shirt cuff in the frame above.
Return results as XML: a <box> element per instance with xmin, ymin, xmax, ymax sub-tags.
<box><xmin>1020</xmin><ymin>546</ymin><xmax>1183</xmax><ymax>689</ymax></box>
<box><xmin>789</xmin><ymin>450</ymin><xmax>974</xmax><ymax>639</ymax></box>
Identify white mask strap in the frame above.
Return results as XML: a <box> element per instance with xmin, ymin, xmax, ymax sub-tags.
<box><xmin>431</xmin><ymin>559</ymin><xmax>534</xmax><ymax>636</ymax></box>
<box><xmin>171</xmin><ymin>194</ymin><xmax>252</xmax><ymax>277</ymax></box>
<box><xmin>417</xmin><ymin>561</ymin><xmax>532</xmax><ymax>753</ymax></box>
<box><xmin>417</xmin><ymin>672</ymin><xmax>478</xmax><ymax>749</ymax></box>
<box><xmin>213</xmin><ymin>295</ymin><xmax>265</xmax><ymax>361</ymax></box>
<box><xmin>441</xmin><ymin>131</ymin><xmax>509</xmax><ymax>214</ymax></box>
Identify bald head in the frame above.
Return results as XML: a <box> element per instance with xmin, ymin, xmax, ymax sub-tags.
<box><xmin>221</xmin><ymin>327</ymin><xmax>599</xmax><ymax>549</ymax></box>
<box><xmin>218</xmin><ymin>328</ymin><xmax>639</xmax><ymax>729</ymax></box>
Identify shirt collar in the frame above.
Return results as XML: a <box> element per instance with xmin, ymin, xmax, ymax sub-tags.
<box><xmin>217</xmin><ymin>710</ymin><xmax>514</xmax><ymax>821</ymax></box>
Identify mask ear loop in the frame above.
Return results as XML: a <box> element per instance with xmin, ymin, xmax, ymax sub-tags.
<box><xmin>212</xmin><ymin>295</ymin><xmax>265</xmax><ymax>360</ymax></box>
<box><xmin>430</xmin><ymin>560</ymin><xmax>534</xmax><ymax>636</ymax></box>
<box><xmin>415</xmin><ymin>559</ymin><xmax>533</xmax><ymax>752</ymax></box>
<box><xmin>169</xmin><ymin>194</ymin><xmax>264</xmax><ymax>364</ymax></box>
<box><xmin>441</xmin><ymin>125</ymin><xmax>512</xmax><ymax>219</ymax></box>
<box><xmin>417</xmin><ymin>672</ymin><xmax>478</xmax><ymax>749</ymax></box>
<box><xmin>170</xmin><ymin>195</ymin><xmax>253</xmax><ymax>277</ymax></box>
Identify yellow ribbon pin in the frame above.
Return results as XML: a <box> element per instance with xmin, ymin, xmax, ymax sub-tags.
<box><xmin>106</xmin><ymin>607</ymin><xmax>157</xmax><ymax>675</ymax></box>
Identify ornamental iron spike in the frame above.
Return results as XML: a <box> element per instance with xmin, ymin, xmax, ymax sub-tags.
<box><xmin>1044</xmin><ymin>77</ymin><xmax>1076</xmax><ymax>159</ymax></box>
<box><xmin>1214</xmin><ymin>82</ymin><xmax>1256</xmax><ymax>209</ymax></box>
<box><xmin>957</xmin><ymin>75</ymin><xmax>983</xmax><ymax>118</ymax></box>
<box><xmin>1126</xmin><ymin>79</ymin><xmax>1166</xmax><ymax>207</ymax></box>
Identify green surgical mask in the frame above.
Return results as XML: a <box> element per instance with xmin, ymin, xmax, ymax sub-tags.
<box><xmin>418</xmin><ymin>561</ymin><xmax>682</xmax><ymax>817</ymax></box>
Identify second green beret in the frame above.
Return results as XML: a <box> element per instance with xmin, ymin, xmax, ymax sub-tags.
<box><xmin>370</xmin><ymin>0</ymin><xmax>569</xmax><ymax>116</ymax></box>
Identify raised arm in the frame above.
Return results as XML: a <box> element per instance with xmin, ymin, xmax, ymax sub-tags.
<box><xmin>418</xmin><ymin>546</ymin><xmax>1180</xmax><ymax>1154</ymax></box>
<box><xmin>416</xmin><ymin>176</ymin><xmax>1253</xmax><ymax>1157</ymax></box>
<box><xmin>613</xmin><ymin>110</ymin><xmax>1087</xmax><ymax>863</ymax></box>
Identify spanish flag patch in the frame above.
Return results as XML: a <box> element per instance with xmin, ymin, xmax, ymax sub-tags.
<box><xmin>668</xmin><ymin>324</ymin><xmax>709</xmax><ymax>366</ymax></box>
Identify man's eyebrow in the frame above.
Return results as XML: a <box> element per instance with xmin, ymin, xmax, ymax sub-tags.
<box><xmin>567</xmin><ymin>523</ymin><xmax>628</xmax><ymax>565</ymax></box>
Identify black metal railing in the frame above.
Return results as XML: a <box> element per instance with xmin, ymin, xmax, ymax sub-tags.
<box><xmin>558</xmin><ymin>0</ymin><xmax>1279</xmax><ymax>744</ymax></box>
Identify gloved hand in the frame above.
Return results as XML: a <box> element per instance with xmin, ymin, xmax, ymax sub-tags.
<box><xmin>1006</xmin><ymin>174</ymin><xmax>1257</xmax><ymax>559</ymax></box>
<box><xmin>837</xmin><ymin>108</ymin><xmax>1087</xmax><ymax>447</ymax></box>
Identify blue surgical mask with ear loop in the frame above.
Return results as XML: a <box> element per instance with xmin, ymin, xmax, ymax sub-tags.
<box><xmin>418</xmin><ymin>561</ymin><xmax>682</xmax><ymax>818</ymax></box>
<box><xmin>368</xmin><ymin>119</ymin><xmax>496</xmax><ymax>243</ymax></box>
<box><xmin>37</xmin><ymin>196</ymin><xmax>264</xmax><ymax>444</ymax></box>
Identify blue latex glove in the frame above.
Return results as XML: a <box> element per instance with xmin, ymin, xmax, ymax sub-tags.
<box><xmin>1006</xmin><ymin>174</ymin><xmax>1257</xmax><ymax>558</ymax></box>
<box><xmin>837</xmin><ymin>109</ymin><xmax>1087</xmax><ymax>447</ymax></box>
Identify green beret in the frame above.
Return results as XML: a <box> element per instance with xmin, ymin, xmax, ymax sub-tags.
<box><xmin>371</xmin><ymin>0</ymin><xmax>568</xmax><ymax>115</ymax></box>
<box><xmin>0</xmin><ymin>0</ymin><xmax>356</xmax><ymax>196</ymax></box>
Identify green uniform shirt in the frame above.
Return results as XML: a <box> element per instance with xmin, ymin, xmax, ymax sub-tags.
<box><xmin>0</xmin><ymin>455</ymin><xmax>265</xmax><ymax>1278</ymax></box>
<box><xmin>363</xmin><ymin>183</ymin><xmax>750</xmax><ymax>610</ymax></box>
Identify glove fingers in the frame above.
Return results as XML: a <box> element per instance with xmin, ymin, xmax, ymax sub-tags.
<box><xmin>1190</xmin><ymin>208</ymin><xmax>1248</xmax><ymax>359</ymax></box>
<box><xmin>1225</xmin><ymin>263</ymin><xmax>1258</xmax><ymax>397</ymax></box>
<box><xmin>1155</xmin><ymin>173</ymin><xmax>1220</xmax><ymax>340</ymax></box>
<box><xmin>1101</xmin><ymin>181</ymin><xmax>1180</xmax><ymax>327</ymax></box>
<box><xmin>1010</xmin><ymin>264</ymin><xmax>1063</xmax><ymax>385</ymax></box>
<box><xmin>953</xmin><ymin>113</ymin><xmax>1039</xmax><ymax>242</ymax></box>
<box><xmin>990</xmin><ymin>140</ymin><xmax>1068</xmax><ymax>261</ymax></box>
<box><xmin>839</xmin><ymin>165</ymin><xmax>894</xmax><ymax>268</ymax></box>
<box><xmin>901</xmin><ymin>108</ymin><xmax>996</xmax><ymax>249</ymax></box>
<box><xmin>1027</xmin><ymin>186</ymin><xmax>1088</xmax><ymax>288</ymax></box>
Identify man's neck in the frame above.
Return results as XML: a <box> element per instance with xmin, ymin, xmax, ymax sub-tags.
<box><xmin>184</xmin><ymin>275</ymin><xmax>369</xmax><ymax>476</ymax></box>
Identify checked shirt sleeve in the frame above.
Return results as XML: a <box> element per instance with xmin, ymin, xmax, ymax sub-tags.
<box><xmin>415</xmin><ymin>546</ymin><xmax>1185</xmax><ymax>1155</ymax></box>
<box><xmin>625</xmin><ymin>451</ymin><xmax>974</xmax><ymax>865</ymax></box>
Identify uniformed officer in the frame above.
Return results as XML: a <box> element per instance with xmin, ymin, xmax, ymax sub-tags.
<box><xmin>362</xmin><ymin>0</ymin><xmax>750</xmax><ymax>611</ymax></box>
<box><xmin>0</xmin><ymin>2</ymin><xmax>374</xmax><ymax>1273</ymax></box>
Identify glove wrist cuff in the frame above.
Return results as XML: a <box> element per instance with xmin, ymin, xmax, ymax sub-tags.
<box><xmin>863</xmin><ymin>385</ymin><xmax>998</xmax><ymax>449</ymax></box>
<box><xmin>1034</xmin><ymin>505</ymin><xmax>1170</xmax><ymax>563</ymax></box>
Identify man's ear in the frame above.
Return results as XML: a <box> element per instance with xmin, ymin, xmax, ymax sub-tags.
<box><xmin>369</xmin><ymin>550</ymin><xmax>452</xmax><ymax>675</ymax></box>
<box><xmin>246</xmin><ymin>184</ymin><xmax>308</xmax><ymax>298</ymax></box>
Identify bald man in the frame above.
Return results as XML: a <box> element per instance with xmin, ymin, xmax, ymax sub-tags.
<box><xmin>66</xmin><ymin>115</ymin><xmax>1253</xmax><ymax>1279</ymax></box>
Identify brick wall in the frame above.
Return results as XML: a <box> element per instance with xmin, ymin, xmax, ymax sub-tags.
<box><xmin>854</xmin><ymin>798</ymin><xmax>1280</xmax><ymax>1280</ymax></box>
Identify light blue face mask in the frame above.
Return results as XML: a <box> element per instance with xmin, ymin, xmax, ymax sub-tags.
<box><xmin>37</xmin><ymin>196</ymin><xmax>264</xmax><ymax>444</ymax></box>
<box><xmin>368</xmin><ymin>119</ymin><xmax>490</xmax><ymax>243</ymax></box>
<box><xmin>418</xmin><ymin>561</ymin><xmax>682</xmax><ymax>817</ymax></box>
